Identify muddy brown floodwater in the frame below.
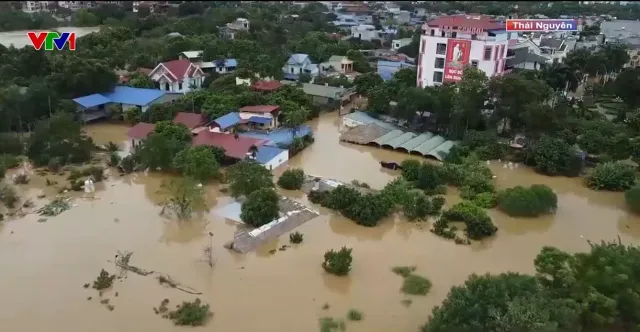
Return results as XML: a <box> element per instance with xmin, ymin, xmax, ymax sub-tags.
<box><xmin>1</xmin><ymin>112</ymin><xmax>639</xmax><ymax>332</ymax></box>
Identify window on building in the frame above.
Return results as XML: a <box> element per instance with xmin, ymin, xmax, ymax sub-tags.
<box><xmin>471</xmin><ymin>60</ymin><xmax>479</xmax><ymax>68</ymax></box>
<box><xmin>483</xmin><ymin>47</ymin><xmax>492</xmax><ymax>61</ymax></box>
<box><xmin>471</xmin><ymin>34</ymin><xmax>477</xmax><ymax>40</ymax></box>
<box><xmin>436</xmin><ymin>43</ymin><xmax>446</xmax><ymax>55</ymax></box>
<box><xmin>434</xmin><ymin>57</ymin><xmax>445</xmax><ymax>69</ymax></box>
<box><xmin>440</xmin><ymin>30</ymin><xmax>445</xmax><ymax>37</ymax></box>
<box><xmin>433</xmin><ymin>71</ymin><xmax>443</xmax><ymax>83</ymax></box>
<box><xmin>178</xmin><ymin>82</ymin><xmax>183</xmax><ymax>90</ymax></box>
<box><xmin>165</xmin><ymin>82</ymin><xmax>170</xmax><ymax>91</ymax></box>
<box><xmin>430</xmin><ymin>29</ymin><xmax>435</xmax><ymax>36</ymax></box>
<box><xmin>451</xmin><ymin>31</ymin><xmax>457</xmax><ymax>38</ymax></box>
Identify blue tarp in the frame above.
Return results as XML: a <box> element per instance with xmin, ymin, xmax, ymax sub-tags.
<box><xmin>72</xmin><ymin>86</ymin><xmax>166</xmax><ymax>108</ymax></box>
<box><xmin>214</xmin><ymin>112</ymin><xmax>241</xmax><ymax>130</ymax></box>
<box><xmin>255</xmin><ymin>145</ymin><xmax>286</xmax><ymax>164</ymax></box>
<box><xmin>248</xmin><ymin>116</ymin><xmax>271</xmax><ymax>124</ymax></box>
<box><xmin>240</xmin><ymin>125</ymin><xmax>312</xmax><ymax>145</ymax></box>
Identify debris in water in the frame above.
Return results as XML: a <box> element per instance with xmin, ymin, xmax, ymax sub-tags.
<box><xmin>87</xmin><ymin>296</ymin><xmax>92</xmax><ymax>301</ymax></box>
<box><xmin>107</xmin><ymin>305</ymin><xmax>115</xmax><ymax>311</ymax></box>
<box><xmin>83</xmin><ymin>283</ymin><xmax>90</xmax><ymax>288</ymax></box>
<box><xmin>36</xmin><ymin>196</ymin><xmax>71</xmax><ymax>216</ymax></box>
<box><xmin>100</xmin><ymin>299</ymin><xmax>110</xmax><ymax>304</ymax></box>
<box><xmin>37</xmin><ymin>218</ymin><xmax>47</xmax><ymax>223</ymax></box>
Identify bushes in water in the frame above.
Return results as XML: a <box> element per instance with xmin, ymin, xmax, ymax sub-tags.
<box><xmin>240</xmin><ymin>188</ymin><xmax>280</xmax><ymax>227</ymax></box>
<box><xmin>0</xmin><ymin>154</ymin><xmax>20</xmax><ymax>169</ymax></box>
<box><xmin>277</xmin><ymin>168</ymin><xmax>305</xmax><ymax>190</ymax></box>
<box><xmin>625</xmin><ymin>186</ymin><xmax>640</xmax><ymax>214</ymax></box>
<box><xmin>289</xmin><ymin>231</ymin><xmax>304</xmax><ymax>243</ymax></box>
<box><xmin>322</xmin><ymin>246</ymin><xmax>352</xmax><ymax>276</ymax></box>
<box><xmin>401</xmin><ymin>274</ymin><xmax>432</xmax><ymax>296</ymax></box>
<box><xmin>585</xmin><ymin>162</ymin><xmax>636</xmax><ymax>191</ymax></box>
<box><xmin>0</xmin><ymin>134</ymin><xmax>23</xmax><ymax>156</ymax></box>
<box><xmin>309</xmin><ymin>185</ymin><xmax>393</xmax><ymax>227</ymax></box>
<box><xmin>441</xmin><ymin>201</ymin><xmax>497</xmax><ymax>240</ymax></box>
<box><xmin>439</xmin><ymin>155</ymin><xmax>495</xmax><ymax>200</ymax></box>
<box><xmin>524</xmin><ymin>136</ymin><xmax>583</xmax><ymax>177</ymax></box>
<box><xmin>27</xmin><ymin>114</ymin><xmax>94</xmax><ymax>166</ymax></box>
<box><xmin>0</xmin><ymin>184</ymin><xmax>19</xmax><ymax>208</ymax></box>
<box><xmin>461</xmin><ymin>130</ymin><xmax>507</xmax><ymax>160</ymax></box>
<box><xmin>168</xmin><ymin>298</ymin><xmax>212</xmax><ymax>326</ymax></box>
<box><xmin>472</xmin><ymin>192</ymin><xmax>497</xmax><ymax>208</ymax></box>
<box><xmin>402</xmin><ymin>191</ymin><xmax>444</xmax><ymax>221</ymax></box>
<box><xmin>401</xmin><ymin>160</ymin><xmax>447</xmax><ymax>194</ymax></box>
<box><xmin>497</xmin><ymin>185</ymin><xmax>557</xmax><ymax>217</ymax></box>
<box><xmin>401</xmin><ymin>160</ymin><xmax>421</xmax><ymax>182</ymax></box>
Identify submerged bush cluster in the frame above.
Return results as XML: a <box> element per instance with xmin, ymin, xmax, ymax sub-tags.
<box><xmin>322</xmin><ymin>246</ymin><xmax>353</xmax><ymax>276</ymax></box>
<box><xmin>497</xmin><ymin>184</ymin><xmax>558</xmax><ymax>217</ymax></box>
<box><xmin>309</xmin><ymin>185</ymin><xmax>393</xmax><ymax>227</ymax></box>
<box><xmin>585</xmin><ymin>162</ymin><xmax>636</xmax><ymax>191</ymax></box>
<box><xmin>438</xmin><ymin>201</ymin><xmax>498</xmax><ymax>241</ymax></box>
<box><xmin>277</xmin><ymin>168</ymin><xmax>305</xmax><ymax>190</ymax></box>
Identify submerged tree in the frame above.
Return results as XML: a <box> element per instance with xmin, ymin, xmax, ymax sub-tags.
<box><xmin>158</xmin><ymin>177</ymin><xmax>206</xmax><ymax>220</ymax></box>
<box><xmin>227</xmin><ymin>160</ymin><xmax>274</xmax><ymax>198</ymax></box>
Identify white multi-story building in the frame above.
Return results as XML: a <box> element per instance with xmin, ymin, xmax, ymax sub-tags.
<box><xmin>417</xmin><ymin>15</ymin><xmax>519</xmax><ymax>87</ymax></box>
<box><xmin>57</xmin><ymin>1</ymin><xmax>95</xmax><ymax>11</ymax></box>
<box><xmin>22</xmin><ymin>1</ymin><xmax>53</xmax><ymax>13</ymax></box>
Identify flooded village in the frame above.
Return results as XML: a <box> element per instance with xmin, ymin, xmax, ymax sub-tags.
<box><xmin>0</xmin><ymin>109</ymin><xmax>638</xmax><ymax>332</ymax></box>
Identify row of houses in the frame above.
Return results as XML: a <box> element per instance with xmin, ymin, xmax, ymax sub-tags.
<box><xmin>126</xmin><ymin>107</ymin><xmax>311</xmax><ymax>170</ymax></box>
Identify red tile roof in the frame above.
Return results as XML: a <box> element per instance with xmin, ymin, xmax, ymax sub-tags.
<box><xmin>239</xmin><ymin>105</ymin><xmax>280</xmax><ymax>114</ymax></box>
<box><xmin>251</xmin><ymin>80</ymin><xmax>282</xmax><ymax>92</ymax></box>
<box><xmin>173</xmin><ymin>112</ymin><xmax>207</xmax><ymax>129</ymax></box>
<box><xmin>127</xmin><ymin>122</ymin><xmax>155</xmax><ymax>140</ymax></box>
<box><xmin>152</xmin><ymin>60</ymin><xmax>204</xmax><ymax>82</ymax></box>
<box><xmin>426</xmin><ymin>15</ymin><xmax>505</xmax><ymax>31</ymax></box>
<box><xmin>192</xmin><ymin>131</ymin><xmax>267</xmax><ymax>159</ymax></box>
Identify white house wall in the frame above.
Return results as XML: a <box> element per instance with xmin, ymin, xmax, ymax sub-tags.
<box><xmin>263</xmin><ymin>150</ymin><xmax>289</xmax><ymax>170</ymax></box>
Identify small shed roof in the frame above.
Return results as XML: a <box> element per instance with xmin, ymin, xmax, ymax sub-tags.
<box><xmin>413</xmin><ymin>136</ymin><xmax>446</xmax><ymax>156</ymax></box>
<box><xmin>73</xmin><ymin>94</ymin><xmax>112</xmax><ymax>108</ymax></box>
<box><xmin>382</xmin><ymin>132</ymin><xmax>417</xmax><ymax>148</ymax></box>
<box><xmin>103</xmin><ymin>86</ymin><xmax>165</xmax><ymax>106</ymax></box>
<box><xmin>127</xmin><ymin>122</ymin><xmax>155</xmax><ymax>139</ymax></box>
<box><xmin>213</xmin><ymin>112</ymin><xmax>241</xmax><ymax>130</ymax></box>
<box><xmin>398</xmin><ymin>133</ymin><xmax>434</xmax><ymax>151</ymax></box>
<box><xmin>372</xmin><ymin>130</ymin><xmax>404</xmax><ymax>145</ymax></box>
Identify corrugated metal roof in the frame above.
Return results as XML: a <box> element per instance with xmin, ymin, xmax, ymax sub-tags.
<box><xmin>214</xmin><ymin>112</ymin><xmax>241</xmax><ymax>130</ymax></box>
<box><xmin>382</xmin><ymin>132</ymin><xmax>417</xmax><ymax>148</ymax></box>
<box><xmin>426</xmin><ymin>140</ymin><xmax>455</xmax><ymax>160</ymax></box>
<box><xmin>372</xmin><ymin>130</ymin><xmax>404</xmax><ymax>145</ymax></box>
<box><xmin>255</xmin><ymin>145</ymin><xmax>286</xmax><ymax>164</ymax></box>
<box><xmin>398</xmin><ymin>133</ymin><xmax>434</xmax><ymax>151</ymax></box>
<box><xmin>413</xmin><ymin>136</ymin><xmax>446</xmax><ymax>155</ymax></box>
<box><xmin>302</xmin><ymin>83</ymin><xmax>345</xmax><ymax>99</ymax></box>
<box><xmin>342</xmin><ymin>111</ymin><xmax>399</xmax><ymax>130</ymax></box>
<box><xmin>73</xmin><ymin>86</ymin><xmax>165</xmax><ymax>108</ymax></box>
<box><xmin>181</xmin><ymin>50</ymin><xmax>203</xmax><ymax>58</ymax></box>
<box><xmin>73</xmin><ymin>94</ymin><xmax>112</xmax><ymax>108</ymax></box>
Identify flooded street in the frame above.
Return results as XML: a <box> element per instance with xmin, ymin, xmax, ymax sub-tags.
<box><xmin>1</xmin><ymin>112</ymin><xmax>639</xmax><ymax>332</ymax></box>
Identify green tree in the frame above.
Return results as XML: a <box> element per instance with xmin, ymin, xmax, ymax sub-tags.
<box><xmin>497</xmin><ymin>185</ymin><xmax>558</xmax><ymax>217</ymax></box>
<box><xmin>585</xmin><ymin>162</ymin><xmax>636</xmax><ymax>191</ymax></box>
<box><xmin>353</xmin><ymin>72</ymin><xmax>383</xmax><ymax>96</ymax></box>
<box><xmin>154</xmin><ymin>121</ymin><xmax>192</xmax><ymax>143</ymax></box>
<box><xmin>277</xmin><ymin>168</ymin><xmax>305</xmax><ymax>190</ymax></box>
<box><xmin>127</xmin><ymin>72</ymin><xmax>155</xmax><ymax>88</ymax></box>
<box><xmin>136</xmin><ymin>133</ymin><xmax>188</xmax><ymax>170</ymax></box>
<box><xmin>158</xmin><ymin>177</ymin><xmax>206</xmax><ymax>220</ymax></box>
<box><xmin>240</xmin><ymin>187</ymin><xmax>280</xmax><ymax>227</ymax></box>
<box><xmin>173</xmin><ymin>146</ymin><xmax>220</xmax><ymax>182</ymax></box>
<box><xmin>26</xmin><ymin>113</ymin><xmax>93</xmax><ymax>166</ymax></box>
<box><xmin>423</xmin><ymin>273</ymin><xmax>580</xmax><ymax>332</ymax></box>
<box><xmin>625</xmin><ymin>185</ymin><xmax>640</xmax><ymax>214</ymax></box>
<box><xmin>452</xmin><ymin>67</ymin><xmax>488</xmax><ymax>139</ymax></box>
<box><xmin>227</xmin><ymin>160</ymin><xmax>274</xmax><ymax>198</ymax></box>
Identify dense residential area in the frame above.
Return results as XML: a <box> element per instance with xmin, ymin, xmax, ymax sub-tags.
<box><xmin>1</xmin><ymin>1</ymin><xmax>640</xmax><ymax>332</ymax></box>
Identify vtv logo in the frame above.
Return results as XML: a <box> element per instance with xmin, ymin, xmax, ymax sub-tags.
<box><xmin>27</xmin><ymin>31</ymin><xmax>77</xmax><ymax>51</ymax></box>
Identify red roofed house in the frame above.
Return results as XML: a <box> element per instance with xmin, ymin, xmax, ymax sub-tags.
<box><xmin>173</xmin><ymin>112</ymin><xmax>208</xmax><ymax>132</ymax></box>
<box><xmin>127</xmin><ymin>122</ymin><xmax>155</xmax><ymax>149</ymax></box>
<box><xmin>238</xmin><ymin>105</ymin><xmax>280</xmax><ymax>130</ymax></box>
<box><xmin>148</xmin><ymin>59</ymin><xmax>205</xmax><ymax>94</ymax></box>
<box><xmin>192</xmin><ymin>131</ymin><xmax>267</xmax><ymax>160</ymax></box>
<box><xmin>417</xmin><ymin>15</ymin><xmax>519</xmax><ymax>87</ymax></box>
<box><xmin>251</xmin><ymin>80</ymin><xmax>282</xmax><ymax>92</ymax></box>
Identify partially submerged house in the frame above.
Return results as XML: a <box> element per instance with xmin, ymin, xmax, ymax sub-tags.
<box><xmin>127</xmin><ymin>122</ymin><xmax>155</xmax><ymax>149</ymax></box>
<box><xmin>301</xmin><ymin>83</ymin><xmax>354</xmax><ymax>107</ymax></box>
<box><xmin>148</xmin><ymin>59</ymin><xmax>205</xmax><ymax>94</ymax></box>
<box><xmin>282</xmin><ymin>54</ymin><xmax>319</xmax><ymax>81</ymax></box>
<box><xmin>209</xmin><ymin>105</ymin><xmax>280</xmax><ymax>133</ymax></box>
<box><xmin>72</xmin><ymin>86</ymin><xmax>179</xmax><ymax>122</ymax></box>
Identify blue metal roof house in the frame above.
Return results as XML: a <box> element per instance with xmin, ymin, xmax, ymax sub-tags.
<box><xmin>377</xmin><ymin>60</ymin><xmax>416</xmax><ymax>81</ymax></box>
<box><xmin>72</xmin><ymin>86</ymin><xmax>180</xmax><ymax>122</ymax></box>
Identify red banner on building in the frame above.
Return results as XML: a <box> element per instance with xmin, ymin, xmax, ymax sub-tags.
<box><xmin>443</xmin><ymin>39</ymin><xmax>471</xmax><ymax>83</ymax></box>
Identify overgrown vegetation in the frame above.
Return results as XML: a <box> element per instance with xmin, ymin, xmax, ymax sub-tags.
<box><xmin>322</xmin><ymin>247</ymin><xmax>353</xmax><ymax>276</ymax></box>
<box><xmin>240</xmin><ymin>188</ymin><xmax>280</xmax><ymax>227</ymax></box>
<box><xmin>346</xmin><ymin>309</ymin><xmax>363</xmax><ymax>321</ymax></box>
<box><xmin>585</xmin><ymin>162</ymin><xmax>637</xmax><ymax>191</ymax></box>
<box><xmin>158</xmin><ymin>177</ymin><xmax>206</xmax><ymax>220</ymax></box>
<box><xmin>167</xmin><ymin>298</ymin><xmax>212</xmax><ymax>326</ymax></box>
<box><xmin>277</xmin><ymin>168</ymin><xmax>305</xmax><ymax>190</ymax></box>
<box><xmin>497</xmin><ymin>184</ymin><xmax>558</xmax><ymax>217</ymax></box>
<box><xmin>289</xmin><ymin>231</ymin><xmax>304</xmax><ymax>244</ymax></box>
<box><xmin>625</xmin><ymin>186</ymin><xmax>640</xmax><ymax>214</ymax></box>
<box><xmin>434</xmin><ymin>201</ymin><xmax>497</xmax><ymax>243</ymax></box>
<box><xmin>92</xmin><ymin>269</ymin><xmax>116</xmax><ymax>290</ymax></box>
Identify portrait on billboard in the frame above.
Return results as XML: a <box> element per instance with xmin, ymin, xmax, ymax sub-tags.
<box><xmin>444</xmin><ymin>39</ymin><xmax>471</xmax><ymax>83</ymax></box>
